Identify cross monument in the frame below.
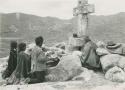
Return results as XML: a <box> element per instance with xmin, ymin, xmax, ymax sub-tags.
<box><xmin>73</xmin><ymin>0</ymin><xmax>94</xmax><ymax>37</ymax></box>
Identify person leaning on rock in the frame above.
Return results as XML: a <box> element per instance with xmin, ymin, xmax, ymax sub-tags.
<box><xmin>80</xmin><ymin>36</ymin><xmax>101</xmax><ymax>71</ymax></box>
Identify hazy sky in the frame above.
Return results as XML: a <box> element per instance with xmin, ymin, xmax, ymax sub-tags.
<box><xmin>0</xmin><ymin>0</ymin><xmax>125</xmax><ymax>19</ymax></box>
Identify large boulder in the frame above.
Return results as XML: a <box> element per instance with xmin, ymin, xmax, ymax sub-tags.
<box><xmin>72</xmin><ymin>68</ymin><xmax>93</xmax><ymax>81</ymax></box>
<box><xmin>45</xmin><ymin>53</ymin><xmax>82</xmax><ymax>81</ymax></box>
<box><xmin>0</xmin><ymin>57</ymin><xmax>8</xmax><ymax>83</ymax></box>
<box><xmin>117</xmin><ymin>57</ymin><xmax>125</xmax><ymax>69</ymax></box>
<box><xmin>100</xmin><ymin>54</ymin><xmax>125</xmax><ymax>72</ymax></box>
<box><xmin>54</xmin><ymin>42</ymin><xmax>66</xmax><ymax>50</ymax></box>
<box><xmin>105</xmin><ymin>66</ymin><xmax>125</xmax><ymax>82</ymax></box>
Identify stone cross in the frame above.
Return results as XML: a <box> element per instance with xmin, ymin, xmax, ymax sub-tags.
<box><xmin>73</xmin><ymin>0</ymin><xmax>94</xmax><ymax>37</ymax></box>
<box><xmin>0</xmin><ymin>14</ymin><xmax>1</xmax><ymax>48</ymax></box>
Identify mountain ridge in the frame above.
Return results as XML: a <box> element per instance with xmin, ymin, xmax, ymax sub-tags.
<box><xmin>0</xmin><ymin>12</ymin><xmax>125</xmax><ymax>57</ymax></box>
<box><xmin>1</xmin><ymin>12</ymin><xmax>125</xmax><ymax>43</ymax></box>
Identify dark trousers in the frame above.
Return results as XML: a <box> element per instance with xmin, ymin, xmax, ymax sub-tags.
<box><xmin>28</xmin><ymin>71</ymin><xmax>46</xmax><ymax>84</ymax></box>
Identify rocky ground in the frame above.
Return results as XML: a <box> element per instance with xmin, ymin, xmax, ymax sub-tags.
<box><xmin>0</xmin><ymin>57</ymin><xmax>122</xmax><ymax>90</ymax></box>
<box><xmin>0</xmin><ymin>75</ymin><xmax>124</xmax><ymax>90</ymax></box>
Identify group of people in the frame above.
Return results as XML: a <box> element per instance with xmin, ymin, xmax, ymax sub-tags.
<box><xmin>2</xmin><ymin>36</ymin><xmax>48</xmax><ymax>84</ymax></box>
<box><xmin>2</xmin><ymin>34</ymin><xmax>124</xmax><ymax>85</ymax></box>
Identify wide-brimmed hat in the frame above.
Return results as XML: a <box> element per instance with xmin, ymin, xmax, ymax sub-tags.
<box><xmin>106</xmin><ymin>41</ymin><xmax>121</xmax><ymax>49</ymax></box>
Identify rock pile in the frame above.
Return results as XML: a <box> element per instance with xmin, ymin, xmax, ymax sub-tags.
<box><xmin>2</xmin><ymin>41</ymin><xmax>125</xmax><ymax>83</ymax></box>
<box><xmin>96</xmin><ymin>41</ymin><xmax>125</xmax><ymax>82</ymax></box>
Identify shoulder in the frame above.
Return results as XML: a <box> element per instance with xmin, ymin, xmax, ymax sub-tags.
<box><xmin>84</xmin><ymin>41</ymin><xmax>92</xmax><ymax>47</ymax></box>
<box><xmin>33</xmin><ymin>46</ymin><xmax>42</xmax><ymax>51</ymax></box>
<box><xmin>83</xmin><ymin>41</ymin><xmax>96</xmax><ymax>50</ymax></box>
<box><xmin>10</xmin><ymin>50</ymin><xmax>17</xmax><ymax>54</ymax></box>
<box><xmin>32</xmin><ymin>46</ymin><xmax>42</xmax><ymax>54</ymax></box>
<box><xmin>18</xmin><ymin>51</ymin><xmax>27</xmax><ymax>57</ymax></box>
<box><xmin>87</xmin><ymin>41</ymin><xmax>97</xmax><ymax>47</ymax></box>
<box><xmin>18</xmin><ymin>52</ymin><xmax>30</xmax><ymax>60</ymax></box>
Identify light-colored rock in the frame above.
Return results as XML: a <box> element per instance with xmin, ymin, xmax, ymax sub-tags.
<box><xmin>0</xmin><ymin>57</ymin><xmax>8</xmax><ymax>81</ymax></box>
<box><xmin>117</xmin><ymin>57</ymin><xmax>125</xmax><ymax>69</ymax></box>
<box><xmin>72</xmin><ymin>68</ymin><xmax>93</xmax><ymax>81</ymax></box>
<box><xmin>54</xmin><ymin>42</ymin><xmax>66</xmax><ymax>50</ymax></box>
<box><xmin>72</xmin><ymin>51</ymin><xmax>82</xmax><ymax>57</ymax></box>
<box><xmin>100</xmin><ymin>54</ymin><xmax>125</xmax><ymax>72</ymax></box>
<box><xmin>105</xmin><ymin>66</ymin><xmax>125</xmax><ymax>82</ymax></box>
<box><xmin>68</xmin><ymin>37</ymin><xmax>85</xmax><ymax>47</ymax></box>
<box><xmin>96</xmin><ymin>48</ymin><xmax>110</xmax><ymax>56</ymax></box>
<box><xmin>45</xmin><ymin>54</ymin><xmax>82</xmax><ymax>81</ymax></box>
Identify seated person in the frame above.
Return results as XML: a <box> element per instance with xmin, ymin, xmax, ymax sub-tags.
<box><xmin>73</xmin><ymin>33</ymin><xmax>78</xmax><ymax>38</ymax></box>
<box><xmin>28</xmin><ymin>36</ymin><xmax>48</xmax><ymax>84</ymax></box>
<box><xmin>6</xmin><ymin>43</ymin><xmax>31</xmax><ymax>85</ymax></box>
<box><xmin>80</xmin><ymin>36</ymin><xmax>101</xmax><ymax>71</ymax></box>
<box><xmin>2</xmin><ymin>41</ymin><xmax>17</xmax><ymax>79</ymax></box>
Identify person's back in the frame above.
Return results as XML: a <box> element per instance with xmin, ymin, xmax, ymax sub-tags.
<box><xmin>80</xmin><ymin>36</ymin><xmax>101</xmax><ymax>70</ymax></box>
<box><xmin>16</xmin><ymin>51</ymin><xmax>30</xmax><ymax>78</ymax></box>
<box><xmin>31</xmin><ymin>45</ymin><xmax>47</xmax><ymax>72</ymax></box>
<box><xmin>2</xmin><ymin>41</ymin><xmax>17</xmax><ymax>79</ymax></box>
<box><xmin>6</xmin><ymin>42</ymin><xmax>31</xmax><ymax>85</ymax></box>
<box><xmin>29</xmin><ymin>36</ymin><xmax>47</xmax><ymax>84</ymax></box>
<box><xmin>7</xmin><ymin>49</ymin><xmax>17</xmax><ymax>74</ymax></box>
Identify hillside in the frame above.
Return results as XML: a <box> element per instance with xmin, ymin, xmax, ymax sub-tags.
<box><xmin>1</xmin><ymin>12</ymin><xmax>125</xmax><ymax>43</ymax></box>
<box><xmin>87</xmin><ymin>12</ymin><xmax>125</xmax><ymax>43</ymax></box>
<box><xmin>0</xmin><ymin>13</ymin><xmax>73</xmax><ymax>44</ymax></box>
<box><xmin>1</xmin><ymin>12</ymin><xmax>125</xmax><ymax>57</ymax></box>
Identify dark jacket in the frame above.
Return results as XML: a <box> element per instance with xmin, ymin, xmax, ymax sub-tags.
<box><xmin>80</xmin><ymin>41</ymin><xmax>101</xmax><ymax>70</ymax></box>
<box><xmin>7</xmin><ymin>51</ymin><xmax>31</xmax><ymax>84</ymax></box>
<box><xmin>2</xmin><ymin>49</ymin><xmax>17</xmax><ymax>79</ymax></box>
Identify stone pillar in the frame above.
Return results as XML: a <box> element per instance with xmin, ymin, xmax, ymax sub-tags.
<box><xmin>77</xmin><ymin>14</ymin><xmax>88</xmax><ymax>36</ymax></box>
<box><xmin>73</xmin><ymin>0</ymin><xmax>94</xmax><ymax>37</ymax></box>
<box><xmin>0</xmin><ymin>14</ymin><xmax>2</xmax><ymax>48</ymax></box>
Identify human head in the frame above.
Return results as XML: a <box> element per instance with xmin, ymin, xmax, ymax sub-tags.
<box><xmin>73</xmin><ymin>33</ymin><xmax>78</xmax><ymax>38</ymax></box>
<box><xmin>80</xmin><ymin>35</ymin><xmax>91</xmax><ymax>45</ymax></box>
<box><xmin>10</xmin><ymin>41</ymin><xmax>17</xmax><ymax>50</ymax></box>
<box><xmin>18</xmin><ymin>42</ymin><xmax>26</xmax><ymax>52</ymax></box>
<box><xmin>84</xmin><ymin>35</ymin><xmax>91</xmax><ymax>43</ymax></box>
<box><xmin>35</xmin><ymin>36</ymin><xmax>44</xmax><ymax>47</ymax></box>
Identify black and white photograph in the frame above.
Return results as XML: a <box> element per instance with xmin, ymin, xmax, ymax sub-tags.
<box><xmin>0</xmin><ymin>0</ymin><xmax>125</xmax><ymax>90</ymax></box>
